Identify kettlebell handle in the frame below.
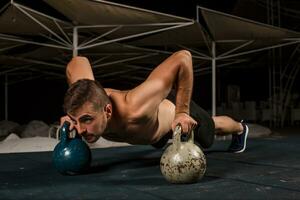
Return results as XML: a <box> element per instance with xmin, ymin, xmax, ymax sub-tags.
<box><xmin>173</xmin><ymin>124</ymin><xmax>195</xmax><ymax>149</ymax></box>
<box><xmin>60</xmin><ymin>121</ymin><xmax>82</xmax><ymax>142</ymax></box>
<box><xmin>60</xmin><ymin>121</ymin><xmax>71</xmax><ymax>142</ymax></box>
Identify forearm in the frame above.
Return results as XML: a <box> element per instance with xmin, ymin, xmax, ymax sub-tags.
<box><xmin>127</xmin><ymin>50</ymin><xmax>194</xmax><ymax>117</ymax></box>
<box><xmin>175</xmin><ymin>55</ymin><xmax>193</xmax><ymax>115</ymax></box>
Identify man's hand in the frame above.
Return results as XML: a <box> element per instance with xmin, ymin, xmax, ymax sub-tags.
<box><xmin>60</xmin><ymin>115</ymin><xmax>75</xmax><ymax>131</ymax></box>
<box><xmin>171</xmin><ymin>113</ymin><xmax>197</xmax><ymax>134</ymax></box>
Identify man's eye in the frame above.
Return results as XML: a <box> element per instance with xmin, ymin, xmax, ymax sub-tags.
<box><xmin>79</xmin><ymin>115</ymin><xmax>94</xmax><ymax>124</ymax></box>
<box><xmin>82</xmin><ymin>118</ymin><xmax>93</xmax><ymax>123</ymax></box>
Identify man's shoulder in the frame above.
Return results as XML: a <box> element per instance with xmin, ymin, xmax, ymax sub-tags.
<box><xmin>104</xmin><ymin>88</ymin><xmax>131</xmax><ymax>110</ymax></box>
<box><xmin>104</xmin><ymin>88</ymin><xmax>129</xmax><ymax>95</ymax></box>
<box><xmin>105</xmin><ymin>88</ymin><xmax>132</xmax><ymax>103</ymax></box>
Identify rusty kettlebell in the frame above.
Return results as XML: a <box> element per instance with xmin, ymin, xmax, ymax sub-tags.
<box><xmin>160</xmin><ymin>125</ymin><xmax>206</xmax><ymax>184</ymax></box>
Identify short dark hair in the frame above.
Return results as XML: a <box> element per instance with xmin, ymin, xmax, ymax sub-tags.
<box><xmin>63</xmin><ymin>79</ymin><xmax>110</xmax><ymax>114</ymax></box>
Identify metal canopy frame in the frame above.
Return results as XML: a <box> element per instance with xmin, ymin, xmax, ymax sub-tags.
<box><xmin>196</xmin><ymin>6</ymin><xmax>300</xmax><ymax>118</ymax></box>
<box><xmin>0</xmin><ymin>0</ymin><xmax>198</xmax><ymax>120</ymax></box>
<box><xmin>0</xmin><ymin>1</ymin><xmax>197</xmax><ymax>79</ymax></box>
<box><xmin>72</xmin><ymin>21</ymin><xmax>194</xmax><ymax>56</ymax></box>
<box><xmin>0</xmin><ymin>0</ymin><xmax>299</xmax><ymax>125</ymax></box>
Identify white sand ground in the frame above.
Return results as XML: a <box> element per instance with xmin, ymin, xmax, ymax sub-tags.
<box><xmin>0</xmin><ymin>123</ymin><xmax>271</xmax><ymax>154</ymax></box>
<box><xmin>0</xmin><ymin>134</ymin><xmax>130</xmax><ymax>154</ymax></box>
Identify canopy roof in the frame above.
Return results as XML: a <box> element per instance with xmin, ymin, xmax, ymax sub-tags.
<box><xmin>0</xmin><ymin>0</ymin><xmax>299</xmax><ymax>84</ymax></box>
<box><xmin>201</xmin><ymin>7</ymin><xmax>300</xmax><ymax>41</ymax></box>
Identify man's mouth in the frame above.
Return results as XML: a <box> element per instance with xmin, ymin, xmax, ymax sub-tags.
<box><xmin>84</xmin><ymin>134</ymin><xmax>96</xmax><ymax>143</ymax></box>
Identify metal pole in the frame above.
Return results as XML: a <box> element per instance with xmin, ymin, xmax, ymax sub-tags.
<box><xmin>268</xmin><ymin>50</ymin><xmax>272</xmax><ymax>127</ymax></box>
<box><xmin>14</xmin><ymin>4</ymin><xmax>71</xmax><ymax>46</ymax></box>
<box><xmin>267</xmin><ymin>0</ymin><xmax>273</xmax><ymax>127</ymax></box>
<box><xmin>93</xmin><ymin>53</ymin><xmax>157</xmax><ymax>69</ymax></box>
<box><xmin>0</xmin><ymin>34</ymin><xmax>70</xmax><ymax>50</ymax></box>
<box><xmin>73</xmin><ymin>27</ymin><xmax>78</xmax><ymax>57</ymax></box>
<box><xmin>76</xmin><ymin>22</ymin><xmax>186</xmax><ymax>29</ymax></box>
<box><xmin>196</xmin><ymin>5</ymin><xmax>200</xmax><ymax>23</ymax></box>
<box><xmin>79</xmin><ymin>22</ymin><xmax>193</xmax><ymax>50</ymax></box>
<box><xmin>277</xmin><ymin>0</ymin><xmax>283</xmax><ymax>127</ymax></box>
<box><xmin>0</xmin><ymin>56</ymin><xmax>65</xmax><ymax>68</ymax></box>
<box><xmin>217</xmin><ymin>40</ymin><xmax>300</xmax><ymax>60</ymax></box>
<box><xmin>4</xmin><ymin>74</ymin><xmax>8</xmax><ymax>120</ymax></box>
<box><xmin>212</xmin><ymin>41</ymin><xmax>216</xmax><ymax>116</ymax></box>
<box><xmin>79</xmin><ymin>26</ymin><xmax>122</xmax><ymax>48</ymax></box>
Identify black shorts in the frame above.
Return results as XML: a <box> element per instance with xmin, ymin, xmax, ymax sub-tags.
<box><xmin>189</xmin><ymin>100</ymin><xmax>215</xmax><ymax>148</ymax></box>
<box><xmin>152</xmin><ymin>91</ymin><xmax>215</xmax><ymax>149</ymax></box>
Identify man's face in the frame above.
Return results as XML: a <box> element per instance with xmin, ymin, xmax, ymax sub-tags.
<box><xmin>68</xmin><ymin>102</ymin><xmax>108</xmax><ymax>143</ymax></box>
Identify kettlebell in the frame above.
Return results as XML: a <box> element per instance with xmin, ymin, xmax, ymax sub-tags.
<box><xmin>160</xmin><ymin>125</ymin><xmax>206</xmax><ymax>184</ymax></box>
<box><xmin>52</xmin><ymin>121</ymin><xmax>92</xmax><ymax>175</ymax></box>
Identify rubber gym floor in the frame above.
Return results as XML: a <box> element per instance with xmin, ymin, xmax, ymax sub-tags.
<box><xmin>1</xmin><ymin>134</ymin><xmax>300</xmax><ymax>200</ymax></box>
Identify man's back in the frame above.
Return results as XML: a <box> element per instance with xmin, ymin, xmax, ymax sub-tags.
<box><xmin>103</xmin><ymin>88</ymin><xmax>175</xmax><ymax>144</ymax></box>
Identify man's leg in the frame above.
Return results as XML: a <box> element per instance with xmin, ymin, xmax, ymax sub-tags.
<box><xmin>151</xmin><ymin>91</ymin><xmax>215</xmax><ymax>149</ymax></box>
<box><xmin>212</xmin><ymin>116</ymin><xmax>249</xmax><ymax>153</ymax></box>
<box><xmin>151</xmin><ymin>104</ymin><xmax>215</xmax><ymax>149</ymax></box>
<box><xmin>189</xmin><ymin>101</ymin><xmax>215</xmax><ymax>149</ymax></box>
<box><xmin>212</xmin><ymin>116</ymin><xmax>243</xmax><ymax>135</ymax></box>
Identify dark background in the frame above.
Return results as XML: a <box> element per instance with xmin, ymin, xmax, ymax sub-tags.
<box><xmin>0</xmin><ymin>0</ymin><xmax>299</xmax><ymax>124</ymax></box>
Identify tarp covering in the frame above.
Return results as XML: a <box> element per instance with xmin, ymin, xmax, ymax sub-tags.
<box><xmin>0</xmin><ymin>0</ymin><xmax>299</xmax><ymax>84</ymax></box>
<box><xmin>201</xmin><ymin>7</ymin><xmax>300</xmax><ymax>41</ymax></box>
<box><xmin>0</xmin><ymin>3</ymin><xmax>71</xmax><ymax>36</ymax></box>
<box><xmin>44</xmin><ymin>0</ymin><xmax>192</xmax><ymax>25</ymax></box>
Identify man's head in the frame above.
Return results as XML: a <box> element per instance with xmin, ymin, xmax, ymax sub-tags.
<box><xmin>64</xmin><ymin>79</ymin><xmax>112</xmax><ymax>143</ymax></box>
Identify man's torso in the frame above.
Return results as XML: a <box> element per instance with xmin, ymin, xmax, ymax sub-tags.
<box><xmin>102</xmin><ymin>88</ymin><xmax>175</xmax><ymax>144</ymax></box>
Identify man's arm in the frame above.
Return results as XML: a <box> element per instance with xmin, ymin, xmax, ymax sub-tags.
<box><xmin>126</xmin><ymin>50</ymin><xmax>197</xmax><ymax>133</ymax></box>
<box><xmin>61</xmin><ymin>56</ymin><xmax>95</xmax><ymax>130</ymax></box>
<box><xmin>66</xmin><ymin>56</ymin><xmax>95</xmax><ymax>85</ymax></box>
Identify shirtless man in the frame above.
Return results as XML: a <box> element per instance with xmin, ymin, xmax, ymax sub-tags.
<box><xmin>61</xmin><ymin>50</ymin><xmax>249</xmax><ymax>153</ymax></box>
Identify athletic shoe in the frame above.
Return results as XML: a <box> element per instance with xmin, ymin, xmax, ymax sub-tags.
<box><xmin>228</xmin><ymin>122</ymin><xmax>249</xmax><ymax>153</ymax></box>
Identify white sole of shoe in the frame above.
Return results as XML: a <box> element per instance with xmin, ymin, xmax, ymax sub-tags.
<box><xmin>234</xmin><ymin>125</ymin><xmax>249</xmax><ymax>153</ymax></box>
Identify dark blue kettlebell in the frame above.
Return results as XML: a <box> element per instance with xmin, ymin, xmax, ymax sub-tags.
<box><xmin>52</xmin><ymin>121</ymin><xmax>91</xmax><ymax>175</ymax></box>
